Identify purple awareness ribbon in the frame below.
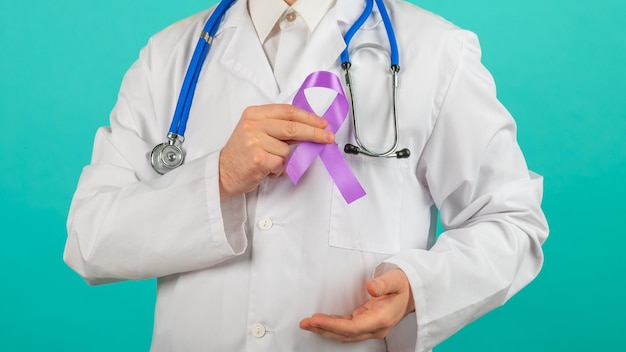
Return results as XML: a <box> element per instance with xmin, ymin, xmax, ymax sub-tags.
<box><xmin>285</xmin><ymin>71</ymin><xmax>366</xmax><ymax>204</ymax></box>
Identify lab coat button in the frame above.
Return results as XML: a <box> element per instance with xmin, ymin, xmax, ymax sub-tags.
<box><xmin>252</xmin><ymin>323</ymin><xmax>266</xmax><ymax>338</ymax></box>
<box><xmin>258</xmin><ymin>218</ymin><xmax>273</xmax><ymax>230</ymax></box>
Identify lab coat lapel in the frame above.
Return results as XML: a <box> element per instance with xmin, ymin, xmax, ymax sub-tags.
<box><xmin>219</xmin><ymin>0</ymin><xmax>280</xmax><ymax>101</ymax></box>
<box><xmin>276</xmin><ymin>11</ymin><xmax>346</xmax><ymax>101</ymax></box>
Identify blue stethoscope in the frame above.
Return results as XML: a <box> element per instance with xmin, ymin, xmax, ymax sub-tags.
<box><xmin>151</xmin><ymin>0</ymin><xmax>409</xmax><ymax>175</ymax></box>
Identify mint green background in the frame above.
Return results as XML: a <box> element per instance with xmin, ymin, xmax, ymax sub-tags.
<box><xmin>1</xmin><ymin>0</ymin><xmax>624</xmax><ymax>350</ymax></box>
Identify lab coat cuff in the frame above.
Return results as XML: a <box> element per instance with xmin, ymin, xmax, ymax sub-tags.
<box><xmin>204</xmin><ymin>152</ymin><xmax>247</xmax><ymax>257</ymax></box>
<box><xmin>377</xmin><ymin>257</ymin><xmax>432</xmax><ymax>352</ymax></box>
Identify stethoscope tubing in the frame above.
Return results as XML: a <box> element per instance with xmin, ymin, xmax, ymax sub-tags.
<box><xmin>340</xmin><ymin>0</ymin><xmax>374</xmax><ymax>64</ymax></box>
<box><xmin>169</xmin><ymin>0</ymin><xmax>237</xmax><ymax>137</ymax></box>
<box><xmin>375</xmin><ymin>0</ymin><xmax>399</xmax><ymax>67</ymax></box>
<box><xmin>151</xmin><ymin>0</ymin><xmax>237</xmax><ymax>174</ymax></box>
<box><xmin>341</xmin><ymin>0</ymin><xmax>398</xmax><ymax>67</ymax></box>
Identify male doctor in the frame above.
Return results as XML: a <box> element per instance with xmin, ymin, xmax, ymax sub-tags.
<box><xmin>64</xmin><ymin>0</ymin><xmax>549</xmax><ymax>350</ymax></box>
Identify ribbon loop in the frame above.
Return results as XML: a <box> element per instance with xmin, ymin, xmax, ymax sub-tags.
<box><xmin>285</xmin><ymin>71</ymin><xmax>366</xmax><ymax>204</ymax></box>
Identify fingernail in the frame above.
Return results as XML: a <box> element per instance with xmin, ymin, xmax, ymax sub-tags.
<box><xmin>325</xmin><ymin>130</ymin><xmax>334</xmax><ymax>142</ymax></box>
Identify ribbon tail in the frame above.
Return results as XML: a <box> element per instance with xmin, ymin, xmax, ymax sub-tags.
<box><xmin>319</xmin><ymin>146</ymin><xmax>366</xmax><ymax>204</ymax></box>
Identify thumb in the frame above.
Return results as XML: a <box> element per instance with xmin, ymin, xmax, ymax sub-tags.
<box><xmin>366</xmin><ymin>269</ymin><xmax>403</xmax><ymax>297</ymax></box>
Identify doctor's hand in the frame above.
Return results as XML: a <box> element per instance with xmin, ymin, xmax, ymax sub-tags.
<box><xmin>299</xmin><ymin>269</ymin><xmax>415</xmax><ymax>343</ymax></box>
<box><xmin>219</xmin><ymin>104</ymin><xmax>334</xmax><ymax>201</ymax></box>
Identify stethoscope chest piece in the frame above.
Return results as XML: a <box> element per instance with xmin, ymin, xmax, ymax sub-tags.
<box><xmin>150</xmin><ymin>133</ymin><xmax>185</xmax><ymax>175</ymax></box>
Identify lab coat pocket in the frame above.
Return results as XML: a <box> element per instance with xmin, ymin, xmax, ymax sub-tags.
<box><xmin>329</xmin><ymin>154</ymin><xmax>409</xmax><ymax>255</ymax></box>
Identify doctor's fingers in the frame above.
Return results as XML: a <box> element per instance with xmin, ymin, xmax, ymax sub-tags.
<box><xmin>241</xmin><ymin>105</ymin><xmax>334</xmax><ymax>144</ymax></box>
<box><xmin>260</xmin><ymin>118</ymin><xmax>334</xmax><ymax>144</ymax></box>
<box><xmin>303</xmin><ymin>323</ymin><xmax>387</xmax><ymax>343</ymax></box>
<box><xmin>319</xmin><ymin>313</ymin><xmax>392</xmax><ymax>339</ymax></box>
<box><xmin>255</xmin><ymin>133</ymin><xmax>293</xmax><ymax>157</ymax></box>
<box><xmin>243</xmin><ymin>104</ymin><xmax>327</xmax><ymax>128</ymax></box>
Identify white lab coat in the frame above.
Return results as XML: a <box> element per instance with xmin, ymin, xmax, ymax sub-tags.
<box><xmin>64</xmin><ymin>0</ymin><xmax>549</xmax><ymax>351</ymax></box>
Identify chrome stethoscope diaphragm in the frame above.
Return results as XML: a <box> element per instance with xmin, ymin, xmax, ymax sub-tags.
<box><xmin>150</xmin><ymin>133</ymin><xmax>185</xmax><ymax>175</ymax></box>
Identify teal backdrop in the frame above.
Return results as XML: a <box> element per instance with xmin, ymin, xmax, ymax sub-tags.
<box><xmin>1</xmin><ymin>0</ymin><xmax>624</xmax><ymax>350</ymax></box>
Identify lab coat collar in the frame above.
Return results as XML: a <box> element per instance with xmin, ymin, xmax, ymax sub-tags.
<box><xmin>218</xmin><ymin>0</ymin><xmax>281</xmax><ymax>99</ymax></box>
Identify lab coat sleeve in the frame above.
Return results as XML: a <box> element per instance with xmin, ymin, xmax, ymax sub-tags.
<box><xmin>378</xmin><ymin>32</ymin><xmax>549</xmax><ymax>351</ymax></box>
<box><xmin>64</xmin><ymin>36</ymin><xmax>247</xmax><ymax>286</ymax></box>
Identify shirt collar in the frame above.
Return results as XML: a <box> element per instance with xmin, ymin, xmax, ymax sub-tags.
<box><xmin>248</xmin><ymin>0</ymin><xmax>336</xmax><ymax>43</ymax></box>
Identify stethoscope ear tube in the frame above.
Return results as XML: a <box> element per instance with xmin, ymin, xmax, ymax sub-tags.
<box><xmin>344</xmin><ymin>143</ymin><xmax>410</xmax><ymax>158</ymax></box>
<box><xmin>341</xmin><ymin>0</ymin><xmax>409</xmax><ymax>159</ymax></box>
<box><xmin>343</xmin><ymin>62</ymin><xmax>409</xmax><ymax>159</ymax></box>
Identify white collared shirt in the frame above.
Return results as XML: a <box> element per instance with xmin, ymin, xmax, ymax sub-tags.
<box><xmin>248</xmin><ymin>0</ymin><xmax>336</xmax><ymax>70</ymax></box>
